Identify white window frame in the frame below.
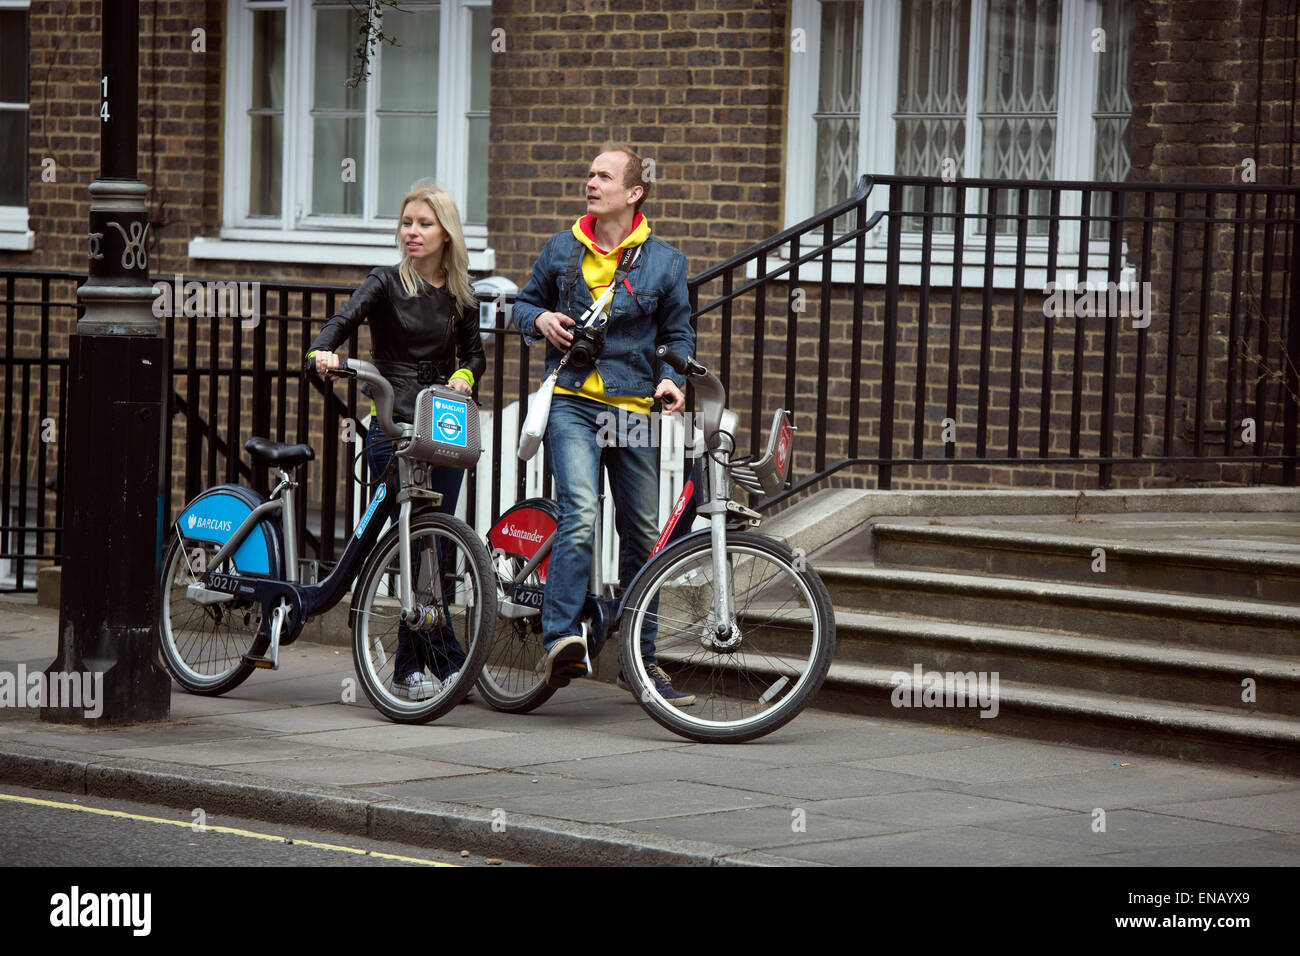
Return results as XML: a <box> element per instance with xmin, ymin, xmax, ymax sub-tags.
<box><xmin>780</xmin><ymin>0</ymin><xmax>1131</xmax><ymax>287</ymax></box>
<box><xmin>0</xmin><ymin>0</ymin><xmax>34</xmax><ymax>252</ymax></box>
<box><xmin>191</xmin><ymin>0</ymin><xmax>493</xmax><ymax>269</ymax></box>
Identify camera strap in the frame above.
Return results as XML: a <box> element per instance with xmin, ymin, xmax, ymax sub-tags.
<box><xmin>568</xmin><ymin>241</ymin><xmax>641</xmax><ymax>330</ymax></box>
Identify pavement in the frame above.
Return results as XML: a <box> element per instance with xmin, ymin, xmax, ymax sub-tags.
<box><xmin>2</xmin><ymin>596</ymin><xmax>1299</xmax><ymax>867</ymax></box>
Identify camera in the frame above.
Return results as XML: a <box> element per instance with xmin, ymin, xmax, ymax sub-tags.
<box><xmin>568</xmin><ymin>324</ymin><xmax>604</xmax><ymax>368</ymax></box>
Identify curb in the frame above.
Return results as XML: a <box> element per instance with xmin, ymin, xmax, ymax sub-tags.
<box><xmin>0</xmin><ymin>741</ymin><xmax>807</xmax><ymax>867</ymax></box>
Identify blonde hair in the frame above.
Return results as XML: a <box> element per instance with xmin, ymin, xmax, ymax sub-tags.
<box><xmin>394</xmin><ymin>181</ymin><xmax>477</xmax><ymax>312</ymax></box>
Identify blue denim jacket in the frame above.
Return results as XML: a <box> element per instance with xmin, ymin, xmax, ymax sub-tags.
<box><xmin>512</xmin><ymin>230</ymin><xmax>695</xmax><ymax>396</ymax></box>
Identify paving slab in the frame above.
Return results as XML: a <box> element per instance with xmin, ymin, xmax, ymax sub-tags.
<box><xmin>805</xmin><ymin>789</ymin><xmax>1074</xmax><ymax>827</ymax></box>
<box><xmin>222</xmin><ymin>752</ymin><xmax>477</xmax><ymax>787</ymax></box>
<box><xmin>370</xmin><ymin>770</ymin><xmax>608</xmax><ymax>805</ymax></box>
<box><xmin>1066</xmin><ymin>833</ymin><xmax>1300</xmax><ymax>867</ymax></box>
<box><xmin>846</xmin><ymin>739</ymin><xmax>1120</xmax><ymax>785</ymax></box>
<box><xmin>962</xmin><ymin>763</ymin><xmax>1299</xmax><ymax>811</ymax></box>
<box><xmin>623</xmin><ymin>805</ymin><xmax>903</xmax><ymax>850</ymax></box>
<box><xmin>774</xmin><ymin>824</ymin><xmax>1117</xmax><ymax>866</ymax></box>
<box><xmin>393</xmin><ymin>728</ymin><xmax>683</xmax><ymax>768</ymax></box>
<box><xmin>277</xmin><ymin>723</ymin><xmax>515</xmax><ymax>753</ymax></box>
<box><xmin>493</xmin><ymin>780</ymin><xmax>786</xmax><ymax>825</ymax></box>
<box><xmin>1142</xmin><ymin>789</ymin><xmax>1300</xmax><ymax>833</ymax></box>
<box><xmin>984</xmin><ymin>808</ymin><xmax>1275</xmax><ymax>850</ymax></box>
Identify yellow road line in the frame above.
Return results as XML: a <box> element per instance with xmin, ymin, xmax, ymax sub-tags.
<box><xmin>0</xmin><ymin>791</ymin><xmax>456</xmax><ymax>866</ymax></box>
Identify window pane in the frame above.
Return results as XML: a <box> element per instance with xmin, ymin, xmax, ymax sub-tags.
<box><xmin>249</xmin><ymin>114</ymin><xmax>282</xmax><ymax>217</ymax></box>
<box><xmin>248</xmin><ymin>9</ymin><xmax>284</xmax><ymax>218</ymax></box>
<box><xmin>315</xmin><ymin>7</ymin><xmax>366</xmax><ymax>111</ymax></box>
<box><xmin>1092</xmin><ymin>0</ymin><xmax>1135</xmax><ymax>237</ymax></box>
<box><xmin>980</xmin><ymin>0</ymin><xmax>1058</xmax><ymax>181</ymax></box>
<box><xmin>0</xmin><ymin>11</ymin><xmax>27</xmax><ymax>102</ymax></box>
<box><xmin>979</xmin><ymin>0</ymin><xmax>1059</xmax><ymax>234</ymax></box>
<box><xmin>312</xmin><ymin>117</ymin><xmax>365</xmax><ymax>215</ymax></box>
<box><xmin>0</xmin><ymin>9</ymin><xmax>28</xmax><ymax>207</ymax></box>
<box><xmin>251</xmin><ymin>10</ymin><xmax>284</xmax><ymax>110</ymax></box>
<box><xmin>0</xmin><ymin>111</ymin><xmax>25</xmax><ymax>206</ymax></box>
<box><xmin>815</xmin><ymin>1</ymin><xmax>862</xmax><ymax>229</ymax></box>
<box><xmin>895</xmin><ymin>0</ymin><xmax>970</xmax><ymax>231</ymax></box>
<box><xmin>466</xmin><ymin>115</ymin><xmax>488</xmax><ymax>225</ymax></box>
<box><xmin>470</xmin><ymin>5</ymin><xmax>491</xmax><ymax>112</ymax></box>
<box><xmin>376</xmin><ymin>116</ymin><xmax>436</xmax><ymax>217</ymax></box>
<box><xmin>380</xmin><ymin>6</ymin><xmax>439</xmax><ymax>110</ymax></box>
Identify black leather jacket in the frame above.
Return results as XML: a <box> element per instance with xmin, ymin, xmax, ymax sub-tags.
<box><xmin>307</xmin><ymin>265</ymin><xmax>487</xmax><ymax>423</ymax></box>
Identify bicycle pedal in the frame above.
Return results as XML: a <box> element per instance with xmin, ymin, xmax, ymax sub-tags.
<box><xmin>242</xmin><ymin>654</ymin><xmax>279</xmax><ymax>670</ymax></box>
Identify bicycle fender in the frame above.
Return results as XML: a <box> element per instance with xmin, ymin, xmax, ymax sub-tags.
<box><xmin>174</xmin><ymin>484</ymin><xmax>284</xmax><ymax>578</ymax></box>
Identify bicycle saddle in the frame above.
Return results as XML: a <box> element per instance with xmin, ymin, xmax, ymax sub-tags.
<box><xmin>244</xmin><ymin>437</ymin><xmax>315</xmax><ymax>468</ymax></box>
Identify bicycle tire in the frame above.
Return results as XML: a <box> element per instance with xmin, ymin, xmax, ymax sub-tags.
<box><xmin>475</xmin><ymin>552</ymin><xmax>556</xmax><ymax>713</ymax></box>
<box><xmin>617</xmin><ymin>531</ymin><xmax>835</xmax><ymax>743</ymax></box>
<box><xmin>351</xmin><ymin>512</ymin><xmax>497</xmax><ymax>723</ymax></box>
<box><xmin>158</xmin><ymin>534</ymin><xmax>270</xmax><ymax>696</ymax></box>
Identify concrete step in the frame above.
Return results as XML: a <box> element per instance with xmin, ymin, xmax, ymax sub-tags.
<box><xmin>811</xmin><ymin>661</ymin><xmax>1300</xmax><ymax>775</ymax></box>
<box><xmin>823</xmin><ymin>610</ymin><xmax>1300</xmax><ymax>717</ymax></box>
<box><xmin>870</xmin><ymin>522</ymin><xmax>1300</xmax><ymax>604</ymax></box>
<box><xmin>657</xmin><ymin>644</ymin><xmax>1300</xmax><ymax>774</ymax></box>
<box><xmin>815</xmin><ymin>566</ymin><xmax>1300</xmax><ymax>657</ymax></box>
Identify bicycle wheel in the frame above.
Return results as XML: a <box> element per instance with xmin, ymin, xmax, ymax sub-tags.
<box><xmin>158</xmin><ymin>534</ymin><xmax>269</xmax><ymax>695</ymax></box>
<box><xmin>351</xmin><ymin>512</ymin><xmax>497</xmax><ymax>723</ymax></box>
<box><xmin>475</xmin><ymin>552</ymin><xmax>556</xmax><ymax>713</ymax></box>
<box><xmin>618</xmin><ymin>531</ymin><xmax>835</xmax><ymax>743</ymax></box>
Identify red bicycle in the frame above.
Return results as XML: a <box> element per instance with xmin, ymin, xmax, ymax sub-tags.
<box><xmin>476</xmin><ymin>349</ymin><xmax>836</xmax><ymax>743</ymax></box>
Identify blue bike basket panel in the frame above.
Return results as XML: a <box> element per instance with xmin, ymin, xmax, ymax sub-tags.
<box><xmin>177</xmin><ymin>488</ymin><xmax>276</xmax><ymax>575</ymax></box>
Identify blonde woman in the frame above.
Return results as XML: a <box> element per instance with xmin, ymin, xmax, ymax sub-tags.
<box><xmin>307</xmin><ymin>182</ymin><xmax>486</xmax><ymax>701</ymax></box>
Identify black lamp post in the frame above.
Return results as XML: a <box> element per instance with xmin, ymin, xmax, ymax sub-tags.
<box><xmin>42</xmin><ymin>0</ymin><xmax>171</xmax><ymax>723</ymax></box>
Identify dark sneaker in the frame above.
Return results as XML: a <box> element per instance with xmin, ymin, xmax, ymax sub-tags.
<box><xmin>625</xmin><ymin>664</ymin><xmax>695</xmax><ymax>707</ymax></box>
<box><xmin>543</xmin><ymin>636</ymin><xmax>587</xmax><ymax>688</ymax></box>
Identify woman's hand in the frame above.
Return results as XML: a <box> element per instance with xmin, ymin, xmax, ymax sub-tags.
<box><xmin>448</xmin><ymin>377</ymin><xmax>472</xmax><ymax>395</ymax></box>
<box><xmin>313</xmin><ymin>350</ymin><xmax>341</xmax><ymax>376</ymax></box>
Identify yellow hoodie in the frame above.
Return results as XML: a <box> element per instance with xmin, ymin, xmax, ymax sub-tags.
<box><xmin>553</xmin><ymin>212</ymin><xmax>654</xmax><ymax>414</ymax></box>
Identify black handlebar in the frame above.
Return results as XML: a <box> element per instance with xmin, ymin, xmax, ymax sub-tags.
<box><xmin>657</xmin><ymin>346</ymin><xmax>707</xmax><ymax>378</ymax></box>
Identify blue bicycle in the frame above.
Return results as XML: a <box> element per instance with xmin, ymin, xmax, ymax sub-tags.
<box><xmin>157</xmin><ymin>359</ymin><xmax>497</xmax><ymax>723</ymax></box>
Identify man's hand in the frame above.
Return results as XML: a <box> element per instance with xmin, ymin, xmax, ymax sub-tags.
<box><xmin>313</xmin><ymin>350</ymin><xmax>341</xmax><ymax>376</ymax></box>
<box><xmin>448</xmin><ymin>377</ymin><xmax>472</xmax><ymax>395</ymax></box>
<box><xmin>536</xmin><ymin>311</ymin><xmax>575</xmax><ymax>350</ymax></box>
<box><xmin>655</xmin><ymin>378</ymin><xmax>685</xmax><ymax>414</ymax></box>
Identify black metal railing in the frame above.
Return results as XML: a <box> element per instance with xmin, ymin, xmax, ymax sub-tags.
<box><xmin>3</xmin><ymin>173</ymin><xmax>1298</xmax><ymax>589</ymax></box>
<box><xmin>690</xmin><ymin>174</ymin><xmax>1299</xmax><ymax>505</ymax></box>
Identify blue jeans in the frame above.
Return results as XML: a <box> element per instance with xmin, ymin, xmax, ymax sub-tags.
<box><xmin>365</xmin><ymin>427</ymin><xmax>468</xmax><ymax>681</ymax></box>
<box><xmin>543</xmin><ymin>395</ymin><xmax>662</xmax><ymax>664</ymax></box>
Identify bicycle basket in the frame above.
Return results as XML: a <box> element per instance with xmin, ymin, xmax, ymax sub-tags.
<box><xmin>409</xmin><ymin>385</ymin><xmax>482</xmax><ymax>468</ymax></box>
<box><xmin>730</xmin><ymin>409</ymin><xmax>794</xmax><ymax>497</ymax></box>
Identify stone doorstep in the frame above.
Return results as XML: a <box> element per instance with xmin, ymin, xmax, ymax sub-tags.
<box><xmin>762</xmin><ymin>486</ymin><xmax>1300</xmax><ymax>568</ymax></box>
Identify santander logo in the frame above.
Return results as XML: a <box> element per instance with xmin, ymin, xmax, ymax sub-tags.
<box><xmin>501</xmin><ymin>524</ymin><xmax>546</xmax><ymax>544</ymax></box>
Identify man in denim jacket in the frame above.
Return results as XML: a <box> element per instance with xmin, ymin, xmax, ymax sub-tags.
<box><xmin>511</xmin><ymin>143</ymin><xmax>697</xmax><ymax>704</ymax></box>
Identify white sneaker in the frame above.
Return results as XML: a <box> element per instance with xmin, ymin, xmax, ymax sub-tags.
<box><xmin>394</xmin><ymin>671</ymin><xmax>440</xmax><ymax>701</ymax></box>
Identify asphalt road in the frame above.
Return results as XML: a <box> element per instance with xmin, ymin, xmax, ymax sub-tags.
<box><xmin>0</xmin><ymin>784</ymin><xmax>525</xmax><ymax>867</ymax></box>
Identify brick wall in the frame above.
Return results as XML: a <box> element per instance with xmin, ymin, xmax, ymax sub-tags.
<box><xmin>487</xmin><ymin>0</ymin><xmax>788</xmax><ymax>284</ymax></box>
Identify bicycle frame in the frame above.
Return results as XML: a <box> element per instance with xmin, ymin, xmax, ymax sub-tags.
<box><xmin>491</xmin><ymin>401</ymin><xmax>784</xmax><ymax>660</ymax></box>
<box><xmin>175</xmin><ymin>362</ymin><xmax>445</xmax><ymax>669</ymax></box>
